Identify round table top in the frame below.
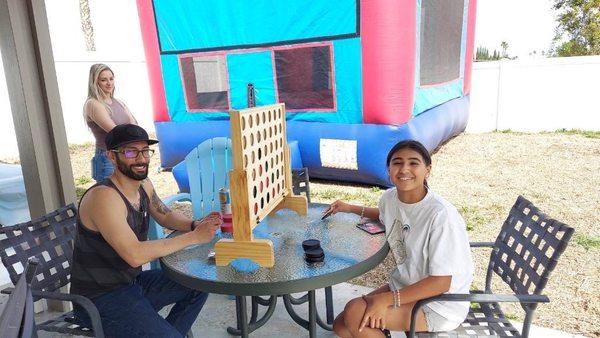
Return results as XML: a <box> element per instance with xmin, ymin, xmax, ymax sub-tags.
<box><xmin>160</xmin><ymin>203</ymin><xmax>389</xmax><ymax>296</ymax></box>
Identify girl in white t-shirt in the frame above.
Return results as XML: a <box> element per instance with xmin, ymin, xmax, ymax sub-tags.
<box><xmin>325</xmin><ymin>140</ymin><xmax>473</xmax><ymax>337</ymax></box>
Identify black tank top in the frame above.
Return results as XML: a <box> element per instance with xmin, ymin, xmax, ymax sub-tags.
<box><xmin>70</xmin><ymin>179</ymin><xmax>150</xmax><ymax>299</ymax></box>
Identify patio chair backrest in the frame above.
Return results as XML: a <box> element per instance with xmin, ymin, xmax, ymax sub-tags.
<box><xmin>291</xmin><ymin>167</ymin><xmax>311</xmax><ymax>203</ymax></box>
<box><xmin>186</xmin><ymin>137</ymin><xmax>233</xmax><ymax>219</ymax></box>
<box><xmin>486</xmin><ymin>196</ymin><xmax>574</xmax><ymax>296</ymax></box>
<box><xmin>0</xmin><ymin>204</ymin><xmax>77</xmax><ymax>293</ymax></box>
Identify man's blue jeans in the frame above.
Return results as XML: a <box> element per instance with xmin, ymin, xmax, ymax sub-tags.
<box><xmin>74</xmin><ymin>269</ymin><xmax>208</xmax><ymax>337</ymax></box>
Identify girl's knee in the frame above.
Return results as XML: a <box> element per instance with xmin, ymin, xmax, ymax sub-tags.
<box><xmin>333</xmin><ymin>312</ymin><xmax>354</xmax><ymax>338</ymax></box>
<box><xmin>341</xmin><ymin>297</ymin><xmax>367</xmax><ymax>331</ymax></box>
<box><xmin>344</xmin><ymin>296</ymin><xmax>366</xmax><ymax>313</ymax></box>
<box><xmin>333</xmin><ymin>313</ymin><xmax>345</xmax><ymax>334</ymax></box>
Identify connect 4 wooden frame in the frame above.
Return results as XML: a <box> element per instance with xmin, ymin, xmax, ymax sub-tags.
<box><xmin>214</xmin><ymin>103</ymin><xmax>307</xmax><ymax>267</ymax></box>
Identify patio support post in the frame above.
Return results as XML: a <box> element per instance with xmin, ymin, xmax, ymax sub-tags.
<box><xmin>0</xmin><ymin>0</ymin><xmax>75</xmax><ymax>217</ymax></box>
<box><xmin>0</xmin><ymin>0</ymin><xmax>75</xmax><ymax>312</ymax></box>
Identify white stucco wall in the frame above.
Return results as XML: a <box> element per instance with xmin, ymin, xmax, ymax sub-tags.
<box><xmin>0</xmin><ymin>49</ymin><xmax>18</xmax><ymax>160</ymax></box>
<box><xmin>0</xmin><ymin>0</ymin><xmax>154</xmax><ymax>159</ymax></box>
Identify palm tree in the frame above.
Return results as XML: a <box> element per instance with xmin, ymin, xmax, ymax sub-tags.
<box><xmin>500</xmin><ymin>41</ymin><xmax>509</xmax><ymax>58</ymax></box>
<box><xmin>79</xmin><ymin>0</ymin><xmax>96</xmax><ymax>51</ymax></box>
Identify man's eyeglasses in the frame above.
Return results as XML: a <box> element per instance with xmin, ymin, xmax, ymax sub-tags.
<box><xmin>111</xmin><ymin>148</ymin><xmax>155</xmax><ymax>159</ymax></box>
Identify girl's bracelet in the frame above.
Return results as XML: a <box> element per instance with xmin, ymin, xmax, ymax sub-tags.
<box><xmin>360</xmin><ymin>206</ymin><xmax>365</xmax><ymax>219</ymax></box>
<box><xmin>393</xmin><ymin>290</ymin><xmax>402</xmax><ymax>308</ymax></box>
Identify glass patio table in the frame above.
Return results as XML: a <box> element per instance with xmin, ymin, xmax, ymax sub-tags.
<box><xmin>160</xmin><ymin>203</ymin><xmax>389</xmax><ymax>338</ymax></box>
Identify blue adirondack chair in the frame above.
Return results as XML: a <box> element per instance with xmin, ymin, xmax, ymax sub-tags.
<box><xmin>148</xmin><ymin>137</ymin><xmax>232</xmax><ymax>269</ymax></box>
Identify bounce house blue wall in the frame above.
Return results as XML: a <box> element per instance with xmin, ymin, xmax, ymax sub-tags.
<box><xmin>160</xmin><ymin>38</ymin><xmax>363</xmax><ymax>123</ymax></box>
<box><xmin>227</xmin><ymin>51</ymin><xmax>276</xmax><ymax>109</ymax></box>
<box><xmin>413</xmin><ymin>80</ymin><xmax>464</xmax><ymax>117</ymax></box>
<box><xmin>153</xmin><ymin>0</ymin><xmax>358</xmax><ymax>52</ymax></box>
<box><xmin>157</xmin><ymin>96</ymin><xmax>470</xmax><ymax>189</ymax></box>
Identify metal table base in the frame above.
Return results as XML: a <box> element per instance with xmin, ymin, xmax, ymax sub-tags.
<box><xmin>227</xmin><ymin>286</ymin><xmax>334</xmax><ymax>338</ymax></box>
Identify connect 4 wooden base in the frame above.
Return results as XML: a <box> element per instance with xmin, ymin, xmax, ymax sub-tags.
<box><xmin>214</xmin><ymin>239</ymin><xmax>274</xmax><ymax>267</ymax></box>
<box><xmin>215</xmin><ymin>104</ymin><xmax>307</xmax><ymax>268</ymax></box>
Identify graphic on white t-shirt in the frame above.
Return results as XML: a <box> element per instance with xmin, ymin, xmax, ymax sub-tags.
<box><xmin>388</xmin><ymin>219</ymin><xmax>410</xmax><ymax>265</ymax></box>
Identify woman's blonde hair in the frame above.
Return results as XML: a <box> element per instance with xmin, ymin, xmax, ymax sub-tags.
<box><xmin>87</xmin><ymin>63</ymin><xmax>114</xmax><ymax>100</ymax></box>
<box><xmin>84</xmin><ymin>63</ymin><xmax>115</xmax><ymax>122</ymax></box>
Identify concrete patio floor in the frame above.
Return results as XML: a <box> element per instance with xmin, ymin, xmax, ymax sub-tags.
<box><xmin>0</xmin><ymin>282</ymin><xmax>584</xmax><ymax>337</ymax></box>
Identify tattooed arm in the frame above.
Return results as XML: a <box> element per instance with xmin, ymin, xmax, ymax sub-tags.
<box><xmin>81</xmin><ymin>184</ymin><xmax>219</xmax><ymax>267</ymax></box>
<box><xmin>142</xmin><ymin>179</ymin><xmax>215</xmax><ymax>232</ymax></box>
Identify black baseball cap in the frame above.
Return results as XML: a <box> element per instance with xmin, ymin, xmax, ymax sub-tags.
<box><xmin>105</xmin><ymin>124</ymin><xmax>158</xmax><ymax>150</ymax></box>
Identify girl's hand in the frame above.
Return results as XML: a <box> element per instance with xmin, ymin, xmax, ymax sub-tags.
<box><xmin>359</xmin><ymin>294</ymin><xmax>389</xmax><ymax>331</ymax></box>
<box><xmin>324</xmin><ymin>200</ymin><xmax>351</xmax><ymax>216</ymax></box>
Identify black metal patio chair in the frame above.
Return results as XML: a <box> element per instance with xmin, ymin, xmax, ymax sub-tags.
<box><xmin>0</xmin><ymin>204</ymin><xmax>104</xmax><ymax>337</ymax></box>
<box><xmin>408</xmin><ymin>195</ymin><xmax>574</xmax><ymax>338</ymax></box>
<box><xmin>291</xmin><ymin>167</ymin><xmax>311</xmax><ymax>203</ymax></box>
<box><xmin>0</xmin><ymin>258</ymin><xmax>38</xmax><ymax>338</ymax></box>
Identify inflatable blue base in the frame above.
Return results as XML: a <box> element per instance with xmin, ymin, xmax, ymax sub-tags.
<box><xmin>156</xmin><ymin>96</ymin><xmax>469</xmax><ymax>189</ymax></box>
<box><xmin>0</xmin><ymin>164</ymin><xmax>31</xmax><ymax>226</ymax></box>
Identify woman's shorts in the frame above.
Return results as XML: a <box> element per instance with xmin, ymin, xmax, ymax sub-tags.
<box><xmin>91</xmin><ymin>148</ymin><xmax>114</xmax><ymax>182</ymax></box>
<box><xmin>422</xmin><ymin>305</ymin><xmax>462</xmax><ymax>332</ymax></box>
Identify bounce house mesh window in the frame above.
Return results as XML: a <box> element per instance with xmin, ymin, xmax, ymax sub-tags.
<box><xmin>274</xmin><ymin>46</ymin><xmax>334</xmax><ymax>110</ymax></box>
<box><xmin>419</xmin><ymin>0</ymin><xmax>464</xmax><ymax>85</ymax></box>
<box><xmin>180</xmin><ymin>55</ymin><xmax>229</xmax><ymax>110</ymax></box>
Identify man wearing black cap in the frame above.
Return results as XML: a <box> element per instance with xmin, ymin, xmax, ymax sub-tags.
<box><xmin>70</xmin><ymin>124</ymin><xmax>221</xmax><ymax>337</ymax></box>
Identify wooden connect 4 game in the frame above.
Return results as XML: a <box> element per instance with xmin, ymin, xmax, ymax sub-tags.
<box><xmin>215</xmin><ymin>103</ymin><xmax>307</xmax><ymax>267</ymax></box>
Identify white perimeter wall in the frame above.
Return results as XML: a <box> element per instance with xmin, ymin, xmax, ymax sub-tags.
<box><xmin>467</xmin><ymin>56</ymin><xmax>600</xmax><ymax>133</ymax></box>
<box><xmin>1</xmin><ymin>1</ymin><xmax>600</xmax><ymax>160</ymax></box>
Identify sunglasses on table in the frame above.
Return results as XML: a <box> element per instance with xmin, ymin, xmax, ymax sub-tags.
<box><xmin>111</xmin><ymin>148</ymin><xmax>155</xmax><ymax>159</ymax></box>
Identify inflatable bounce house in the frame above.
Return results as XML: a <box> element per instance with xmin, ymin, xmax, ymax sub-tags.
<box><xmin>136</xmin><ymin>0</ymin><xmax>477</xmax><ymax>188</ymax></box>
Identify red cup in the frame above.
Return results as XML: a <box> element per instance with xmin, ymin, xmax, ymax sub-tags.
<box><xmin>221</xmin><ymin>214</ymin><xmax>233</xmax><ymax>233</ymax></box>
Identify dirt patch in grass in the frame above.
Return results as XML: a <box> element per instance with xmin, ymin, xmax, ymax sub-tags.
<box><xmin>50</xmin><ymin>132</ymin><xmax>600</xmax><ymax>337</ymax></box>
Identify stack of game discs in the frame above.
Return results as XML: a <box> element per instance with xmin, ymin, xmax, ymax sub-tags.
<box><xmin>302</xmin><ymin>239</ymin><xmax>324</xmax><ymax>263</ymax></box>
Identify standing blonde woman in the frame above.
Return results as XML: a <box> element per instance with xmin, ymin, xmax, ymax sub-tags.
<box><xmin>84</xmin><ymin>63</ymin><xmax>137</xmax><ymax>182</ymax></box>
